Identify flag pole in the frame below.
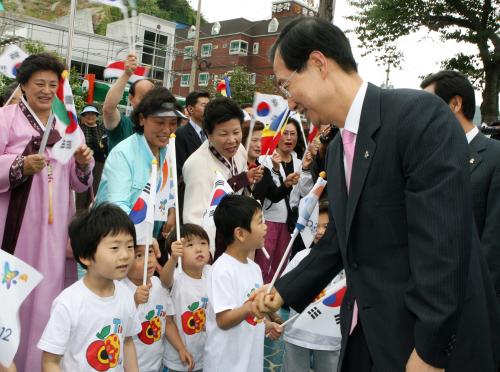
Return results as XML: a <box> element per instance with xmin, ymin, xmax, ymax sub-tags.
<box><xmin>169</xmin><ymin>134</ymin><xmax>183</xmax><ymax>273</ymax></box>
<box><xmin>4</xmin><ymin>84</ymin><xmax>20</xmax><ymax>106</ymax></box>
<box><xmin>38</xmin><ymin>113</ymin><xmax>54</xmax><ymax>155</ymax></box>
<box><xmin>143</xmin><ymin>159</ymin><xmax>158</xmax><ymax>286</ymax></box>
<box><xmin>66</xmin><ymin>0</ymin><xmax>77</xmax><ymax>70</ymax></box>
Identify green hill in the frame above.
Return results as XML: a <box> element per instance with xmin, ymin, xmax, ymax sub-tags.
<box><xmin>2</xmin><ymin>0</ymin><xmax>205</xmax><ymax>33</ymax></box>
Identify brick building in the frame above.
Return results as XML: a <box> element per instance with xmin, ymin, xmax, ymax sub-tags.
<box><xmin>170</xmin><ymin>0</ymin><xmax>317</xmax><ymax>97</ymax></box>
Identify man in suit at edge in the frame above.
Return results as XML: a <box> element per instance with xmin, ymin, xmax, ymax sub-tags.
<box><xmin>251</xmin><ymin>17</ymin><xmax>500</xmax><ymax>372</ymax></box>
<box><xmin>174</xmin><ymin>91</ymin><xmax>210</xmax><ymax>225</ymax></box>
<box><xmin>175</xmin><ymin>91</ymin><xmax>210</xmax><ymax>177</ymax></box>
<box><xmin>421</xmin><ymin>70</ymin><xmax>500</xmax><ymax>302</ymax></box>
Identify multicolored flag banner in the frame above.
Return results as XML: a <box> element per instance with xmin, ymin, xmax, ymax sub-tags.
<box><xmin>155</xmin><ymin>140</ymin><xmax>176</xmax><ymax>221</ymax></box>
<box><xmin>129</xmin><ymin>160</ymin><xmax>157</xmax><ymax>245</ymax></box>
<box><xmin>51</xmin><ymin>70</ymin><xmax>82</xmax><ymax>164</ymax></box>
<box><xmin>261</xmin><ymin>108</ymin><xmax>291</xmax><ymax>155</ymax></box>
<box><xmin>104</xmin><ymin>60</ymin><xmax>149</xmax><ymax>83</ymax></box>
<box><xmin>216</xmin><ymin>76</ymin><xmax>232</xmax><ymax>98</ymax></box>
<box><xmin>292</xmin><ymin>274</ymin><xmax>346</xmax><ymax>338</ymax></box>
<box><xmin>0</xmin><ymin>250</ymin><xmax>43</xmax><ymax>368</ymax></box>
<box><xmin>0</xmin><ymin>45</ymin><xmax>28</xmax><ymax>79</ymax></box>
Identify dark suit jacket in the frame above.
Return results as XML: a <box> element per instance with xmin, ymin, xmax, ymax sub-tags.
<box><xmin>175</xmin><ymin>122</ymin><xmax>203</xmax><ymax>178</ymax></box>
<box><xmin>175</xmin><ymin>123</ymin><xmax>203</xmax><ymax>223</ymax></box>
<box><xmin>469</xmin><ymin>132</ymin><xmax>500</xmax><ymax>298</ymax></box>
<box><xmin>276</xmin><ymin>84</ymin><xmax>500</xmax><ymax>372</ymax></box>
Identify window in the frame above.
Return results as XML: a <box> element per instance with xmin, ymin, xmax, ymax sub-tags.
<box><xmin>198</xmin><ymin>72</ymin><xmax>209</xmax><ymax>86</ymax></box>
<box><xmin>180</xmin><ymin>74</ymin><xmax>190</xmax><ymax>87</ymax></box>
<box><xmin>229</xmin><ymin>40</ymin><xmax>248</xmax><ymax>55</ymax></box>
<box><xmin>188</xmin><ymin>25</ymin><xmax>196</xmax><ymax>39</ymax></box>
<box><xmin>211</xmin><ymin>22</ymin><xmax>221</xmax><ymax>35</ymax></box>
<box><xmin>184</xmin><ymin>46</ymin><xmax>193</xmax><ymax>60</ymax></box>
<box><xmin>268</xmin><ymin>17</ymin><xmax>279</xmax><ymax>33</ymax></box>
<box><xmin>249</xmin><ymin>73</ymin><xmax>256</xmax><ymax>85</ymax></box>
<box><xmin>252</xmin><ymin>42</ymin><xmax>259</xmax><ymax>55</ymax></box>
<box><xmin>201</xmin><ymin>43</ymin><xmax>213</xmax><ymax>57</ymax></box>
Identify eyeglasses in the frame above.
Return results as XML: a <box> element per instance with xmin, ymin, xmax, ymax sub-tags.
<box><xmin>276</xmin><ymin>70</ymin><xmax>298</xmax><ymax>99</ymax></box>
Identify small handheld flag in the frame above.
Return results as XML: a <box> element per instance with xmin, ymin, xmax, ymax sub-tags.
<box><xmin>0</xmin><ymin>251</ymin><xmax>43</xmax><ymax>368</ymax></box>
<box><xmin>0</xmin><ymin>45</ymin><xmax>28</xmax><ymax>79</ymax></box>
<box><xmin>104</xmin><ymin>60</ymin><xmax>149</xmax><ymax>83</ymax></box>
<box><xmin>266</xmin><ymin>172</ymin><xmax>328</xmax><ymax>294</ymax></box>
<box><xmin>51</xmin><ymin>70</ymin><xmax>83</xmax><ymax>164</ymax></box>
<box><xmin>155</xmin><ymin>139</ymin><xmax>176</xmax><ymax>221</ymax></box>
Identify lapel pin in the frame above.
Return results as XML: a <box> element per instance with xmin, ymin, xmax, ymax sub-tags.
<box><xmin>364</xmin><ymin>150</ymin><xmax>370</xmax><ymax>159</ymax></box>
<box><xmin>470</xmin><ymin>158</ymin><xmax>475</xmax><ymax>164</ymax></box>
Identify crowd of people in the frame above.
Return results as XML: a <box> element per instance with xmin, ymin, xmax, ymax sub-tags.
<box><xmin>0</xmin><ymin>16</ymin><xmax>499</xmax><ymax>372</ymax></box>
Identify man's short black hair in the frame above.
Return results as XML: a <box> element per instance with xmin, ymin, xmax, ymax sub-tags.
<box><xmin>129</xmin><ymin>78</ymin><xmax>154</xmax><ymax>97</ymax></box>
<box><xmin>185</xmin><ymin>90</ymin><xmax>210</xmax><ymax>109</ymax></box>
<box><xmin>16</xmin><ymin>53</ymin><xmax>65</xmax><ymax>85</ymax></box>
<box><xmin>130</xmin><ymin>86</ymin><xmax>179</xmax><ymax>133</ymax></box>
<box><xmin>270</xmin><ymin>17</ymin><xmax>357</xmax><ymax>74</ymax></box>
<box><xmin>213</xmin><ymin>194</ymin><xmax>261</xmax><ymax>260</ymax></box>
<box><xmin>420</xmin><ymin>70</ymin><xmax>476</xmax><ymax>121</ymax></box>
<box><xmin>68</xmin><ymin>203</ymin><xmax>136</xmax><ymax>269</ymax></box>
<box><xmin>203</xmin><ymin>97</ymin><xmax>244</xmax><ymax>134</ymax></box>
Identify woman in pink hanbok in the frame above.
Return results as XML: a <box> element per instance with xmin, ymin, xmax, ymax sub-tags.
<box><xmin>0</xmin><ymin>53</ymin><xmax>93</xmax><ymax>372</ymax></box>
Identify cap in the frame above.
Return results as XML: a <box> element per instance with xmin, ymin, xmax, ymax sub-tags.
<box><xmin>81</xmin><ymin>106</ymin><xmax>99</xmax><ymax>115</ymax></box>
<box><xmin>80</xmin><ymin>105</ymin><xmax>99</xmax><ymax>116</ymax></box>
<box><xmin>150</xmin><ymin>102</ymin><xmax>187</xmax><ymax>119</ymax></box>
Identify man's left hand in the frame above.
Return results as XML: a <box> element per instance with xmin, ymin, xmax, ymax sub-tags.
<box><xmin>406</xmin><ymin>349</ymin><xmax>444</xmax><ymax>372</ymax></box>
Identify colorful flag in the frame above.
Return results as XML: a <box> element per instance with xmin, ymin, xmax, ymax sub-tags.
<box><xmin>294</xmin><ymin>174</ymin><xmax>327</xmax><ymax>246</ymax></box>
<box><xmin>155</xmin><ymin>141</ymin><xmax>176</xmax><ymax>221</ymax></box>
<box><xmin>51</xmin><ymin>70</ymin><xmax>83</xmax><ymax>164</ymax></box>
<box><xmin>292</xmin><ymin>275</ymin><xmax>346</xmax><ymax>338</ymax></box>
<box><xmin>88</xmin><ymin>0</ymin><xmax>127</xmax><ymax>11</ymax></box>
<box><xmin>261</xmin><ymin>108</ymin><xmax>290</xmax><ymax>155</ymax></box>
<box><xmin>0</xmin><ymin>251</ymin><xmax>43</xmax><ymax>368</ymax></box>
<box><xmin>129</xmin><ymin>160</ymin><xmax>157</xmax><ymax>245</ymax></box>
<box><xmin>216</xmin><ymin>76</ymin><xmax>231</xmax><ymax>98</ymax></box>
<box><xmin>0</xmin><ymin>45</ymin><xmax>28</xmax><ymax>79</ymax></box>
<box><xmin>104</xmin><ymin>60</ymin><xmax>149</xmax><ymax>83</ymax></box>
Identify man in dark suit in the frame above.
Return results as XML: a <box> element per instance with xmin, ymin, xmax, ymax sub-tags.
<box><xmin>175</xmin><ymin>91</ymin><xmax>210</xmax><ymax>177</ymax></box>
<box><xmin>251</xmin><ymin>18</ymin><xmax>500</xmax><ymax>372</ymax></box>
<box><xmin>422</xmin><ymin>70</ymin><xmax>500</xmax><ymax>301</ymax></box>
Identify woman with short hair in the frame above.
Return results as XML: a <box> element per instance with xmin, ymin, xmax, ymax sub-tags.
<box><xmin>0</xmin><ymin>52</ymin><xmax>93</xmax><ymax>371</ymax></box>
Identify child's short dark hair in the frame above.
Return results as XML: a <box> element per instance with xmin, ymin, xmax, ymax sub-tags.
<box><xmin>69</xmin><ymin>203</ymin><xmax>136</xmax><ymax>269</ymax></box>
<box><xmin>318</xmin><ymin>199</ymin><xmax>329</xmax><ymax>215</ymax></box>
<box><xmin>213</xmin><ymin>194</ymin><xmax>261</xmax><ymax>260</ymax></box>
<box><xmin>164</xmin><ymin>223</ymin><xmax>210</xmax><ymax>256</ymax></box>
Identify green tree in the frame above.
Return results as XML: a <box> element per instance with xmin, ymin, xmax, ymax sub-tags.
<box><xmin>208</xmin><ymin>66</ymin><xmax>255</xmax><ymax>106</ymax></box>
<box><xmin>345</xmin><ymin>0</ymin><xmax>499</xmax><ymax>123</ymax></box>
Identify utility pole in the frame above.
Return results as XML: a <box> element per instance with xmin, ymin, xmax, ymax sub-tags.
<box><xmin>66</xmin><ymin>0</ymin><xmax>77</xmax><ymax>70</ymax></box>
<box><xmin>189</xmin><ymin>0</ymin><xmax>202</xmax><ymax>91</ymax></box>
<box><xmin>318</xmin><ymin>0</ymin><xmax>336</xmax><ymax>23</ymax></box>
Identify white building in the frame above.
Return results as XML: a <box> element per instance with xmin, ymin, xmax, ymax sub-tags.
<box><xmin>0</xmin><ymin>11</ymin><xmax>177</xmax><ymax>87</ymax></box>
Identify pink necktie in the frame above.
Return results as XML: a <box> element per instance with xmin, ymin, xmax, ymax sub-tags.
<box><xmin>341</xmin><ymin>129</ymin><xmax>358</xmax><ymax>335</ymax></box>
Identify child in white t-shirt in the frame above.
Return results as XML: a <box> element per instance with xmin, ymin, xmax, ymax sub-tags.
<box><xmin>282</xmin><ymin>200</ymin><xmax>343</xmax><ymax>372</ymax></box>
<box><xmin>38</xmin><ymin>203</ymin><xmax>142</xmax><ymax>372</ymax></box>
<box><xmin>122</xmin><ymin>245</ymin><xmax>194</xmax><ymax>372</ymax></box>
<box><xmin>204</xmin><ymin>194</ymin><xmax>282</xmax><ymax>372</ymax></box>
<box><xmin>159</xmin><ymin>224</ymin><xmax>212</xmax><ymax>372</ymax></box>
